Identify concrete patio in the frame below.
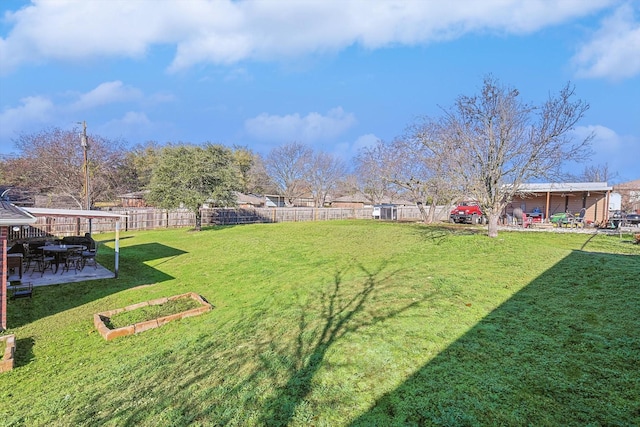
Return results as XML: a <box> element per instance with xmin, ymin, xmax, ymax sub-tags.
<box><xmin>7</xmin><ymin>261</ymin><xmax>115</xmax><ymax>288</ymax></box>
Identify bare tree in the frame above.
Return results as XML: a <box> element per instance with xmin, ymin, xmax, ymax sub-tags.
<box><xmin>392</xmin><ymin>134</ymin><xmax>462</xmax><ymax>223</ymax></box>
<box><xmin>355</xmin><ymin>138</ymin><xmax>457</xmax><ymax>223</ymax></box>
<box><xmin>308</xmin><ymin>151</ymin><xmax>346</xmax><ymax>207</ymax></box>
<box><xmin>265</xmin><ymin>142</ymin><xmax>313</xmax><ymax>206</ymax></box>
<box><xmin>11</xmin><ymin>127</ymin><xmax>126</xmax><ymax>208</ymax></box>
<box><xmin>413</xmin><ymin>76</ymin><xmax>592</xmax><ymax>237</ymax></box>
<box><xmin>577</xmin><ymin>163</ymin><xmax>618</xmax><ymax>183</ymax></box>
<box><xmin>239</xmin><ymin>153</ymin><xmax>278</xmax><ymax>194</ymax></box>
<box><xmin>354</xmin><ymin>140</ymin><xmax>402</xmax><ymax>205</ymax></box>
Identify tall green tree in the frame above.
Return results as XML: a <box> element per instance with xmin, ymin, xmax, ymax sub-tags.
<box><xmin>146</xmin><ymin>143</ymin><xmax>238</xmax><ymax>230</ymax></box>
<box><xmin>118</xmin><ymin>141</ymin><xmax>162</xmax><ymax>193</ymax></box>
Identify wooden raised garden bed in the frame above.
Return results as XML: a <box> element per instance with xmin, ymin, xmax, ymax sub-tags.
<box><xmin>94</xmin><ymin>292</ymin><xmax>212</xmax><ymax>341</ymax></box>
<box><xmin>0</xmin><ymin>334</ymin><xmax>16</xmax><ymax>373</ymax></box>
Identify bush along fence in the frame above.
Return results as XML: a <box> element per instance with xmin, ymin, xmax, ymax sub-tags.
<box><xmin>7</xmin><ymin>205</ymin><xmax>448</xmax><ymax>240</ymax></box>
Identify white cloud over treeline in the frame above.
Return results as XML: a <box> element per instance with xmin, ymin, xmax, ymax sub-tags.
<box><xmin>244</xmin><ymin>107</ymin><xmax>356</xmax><ymax>143</ymax></box>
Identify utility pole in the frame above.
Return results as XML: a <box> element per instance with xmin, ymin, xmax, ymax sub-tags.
<box><xmin>80</xmin><ymin>121</ymin><xmax>90</xmax><ymax>210</ymax></box>
<box><xmin>79</xmin><ymin>121</ymin><xmax>92</xmax><ymax>234</ymax></box>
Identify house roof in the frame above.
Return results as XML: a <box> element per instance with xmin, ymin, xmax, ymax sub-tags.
<box><xmin>613</xmin><ymin>179</ymin><xmax>640</xmax><ymax>190</ymax></box>
<box><xmin>234</xmin><ymin>192</ymin><xmax>265</xmax><ymax>205</ymax></box>
<box><xmin>0</xmin><ymin>201</ymin><xmax>37</xmax><ymax>226</ymax></box>
<box><xmin>118</xmin><ymin>190</ymin><xmax>149</xmax><ymax>199</ymax></box>
<box><xmin>518</xmin><ymin>182</ymin><xmax>612</xmax><ymax>193</ymax></box>
<box><xmin>332</xmin><ymin>194</ymin><xmax>372</xmax><ymax>204</ymax></box>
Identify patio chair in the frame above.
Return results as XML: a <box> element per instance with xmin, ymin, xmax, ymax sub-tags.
<box><xmin>62</xmin><ymin>247</ymin><xmax>84</xmax><ymax>274</ymax></box>
<box><xmin>81</xmin><ymin>234</ymin><xmax>98</xmax><ymax>269</ymax></box>
<box><xmin>22</xmin><ymin>243</ymin><xmax>38</xmax><ymax>272</ymax></box>
<box><xmin>31</xmin><ymin>249</ymin><xmax>55</xmax><ymax>277</ymax></box>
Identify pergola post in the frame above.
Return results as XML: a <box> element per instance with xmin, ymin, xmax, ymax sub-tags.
<box><xmin>115</xmin><ymin>220</ymin><xmax>120</xmax><ymax>278</ymax></box>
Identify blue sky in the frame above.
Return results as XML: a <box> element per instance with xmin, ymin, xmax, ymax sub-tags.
<box><xmin>1</xmin><ymin>0</ymin><xmax>639</xmax><ymax>182</ymax></box>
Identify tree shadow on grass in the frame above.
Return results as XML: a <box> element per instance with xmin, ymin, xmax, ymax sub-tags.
<box><xmin>91</xmin><ymin>259</ymin><xmax>436</xmax><ymax>426</ymax></box>
<box><xmin>350</xmin><ymin>250</ymin><xmax>640</xmax><ymax>426</ymax></box>
<box><xmin>12</xmin><ymin>337</ymin><xmax>34</xmax><ymax>369</ymax></box>
<box><xmin>255</xmin><ymin>261</ymin><xmax>437</xmax><ymax>426</ymax></box>
<box><xmin>412</xmin><ymin>224</ymin><xmax>485</xmax><ymax>244</ymax></box>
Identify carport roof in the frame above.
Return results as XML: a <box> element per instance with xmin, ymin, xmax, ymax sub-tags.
<box><xmin>518</xmin><ymin>182</ymin><xmax>612</xmax><ymax>193</ymax></box>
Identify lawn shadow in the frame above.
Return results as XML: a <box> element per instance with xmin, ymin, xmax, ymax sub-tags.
<box><xmin>106</xmin><ymin>259</ymin><xmax>436</xmax><ymax>426</ymax></box>
<box><xmin>255</xmin><ymin>261</ymin><xmax>436</xmax><ymax>426</ymax></box>
<box><xmin>12</xmin><ymin>337</ymin><xmax>35</xmax><ymax>369</ymax></box>
<box><xmin>413</xmin><ymin>224</ymin><xmax>485</xmax><ymax>244</ymax></box>
<box><xmin>6</xmin><ymin>242</ymin><xmax>187</xmax><ymax>328</ymax></box>
<box><xmin>350</xmin><ymin>250</ymin><xmax>640</xmax><ymax>425</ymax></box>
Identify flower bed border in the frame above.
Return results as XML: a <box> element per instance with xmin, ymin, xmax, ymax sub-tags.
<box><xmin>0</xmin><ymin>334</ymin><xmax>16</xmax><ymax>373</ymax></box>
<box><xmin>94</xmin><ymin>292</ymin><xmax>212</xmax><ymax>341</ymax></box>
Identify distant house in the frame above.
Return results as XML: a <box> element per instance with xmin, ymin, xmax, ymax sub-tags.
<box><xmin>119</xmin><ymin>191</ymin><xmax>148</xmax><ymax>208</ymax></box>
<box><xmin>511</xmin><ymin>182</ymin><xmax>612</xmax><ymax>225</ymax></box>
<box><xmin>33</xmin><ymin>194</ymin><xmax>80</xmax><ymax>209</ymax></box>
<box><xmin>613</xmin><ymin>179</ymin><xmax>640</xmax><ymax>213</ymax></box>
<box><xmin>235</xmin><ymin>193</ymin><xmax>266</xmax><ymax>208</ymax></box>
<box><xmin>330</xmin><ymin>194</ymin><xmax>372</xmax><ymax>209</ymax></box>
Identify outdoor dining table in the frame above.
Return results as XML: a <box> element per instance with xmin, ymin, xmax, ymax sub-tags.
<box><xmin>38</xmin><ymin>244</ymin><xmax>85</xmax><ymax>274</ymax></box>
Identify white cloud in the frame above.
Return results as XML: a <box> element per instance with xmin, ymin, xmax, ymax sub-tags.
<box><xmin>334</xmin><ymin>133</ymin><xmax>380</xmax><ymax>161</ymax></box>
<box><xmin>244</xmin><ymin>107</ymin><xmax>356</xmax><ymax>143</ymax></box>
<box><xmin>573</xmin><ymin>124</ymin><xmax>639</xmax><ymax>180</ymax></box>
<box><xmin>70</xmin><ymin>81</ymin><xmax>143</xmax><ymax>111</ymax></box>
<box><xmin>0</xmin><ymin>81</ymin><xmax>161</xmax><ymax>151</ymax></box>
<box><xmin>0</xmin><ymin>0</ymin><xmax>618</xmax><ymax>74</ymax></box>
<box><xmin>0</xmin><ymin>95</ymin><xmax>54</xmax><ymax>141</ymax></box>
<box><xmin>572</xmin><ymin>4</ymin><xmax>640</xmax><ymax>80</ymax></box>
<box><xmin>99</xmin><ymin>111</ymin><xmax>154</xmax><ymax>140</ymax></box>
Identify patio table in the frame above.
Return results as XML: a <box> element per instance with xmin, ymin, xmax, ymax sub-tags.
<box><xmin>38</xmin><ymin>245</ymin><xmax>85</xmax><ymax>274</ymax></box>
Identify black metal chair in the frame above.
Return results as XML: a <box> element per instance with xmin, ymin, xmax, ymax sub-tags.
<box><xmin>62</xmin><ymin>247</ymin><xmax>84</xmax><ymax>274</ymax></box>
<box><xmin>81</xmin><ymin>235</ymin><xmax>98</xmax><ymax>270</ymax></box>
<box><xmin>31</xmin><ymin>248</ymin><xmax>55</xmax><ymax>277</ymax></box>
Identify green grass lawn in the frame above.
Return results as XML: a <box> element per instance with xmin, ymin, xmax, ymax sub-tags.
<box><xmin>1</xmin><ymin>221</ymin><xmax>639</xmax><ymax>426</ymax></box>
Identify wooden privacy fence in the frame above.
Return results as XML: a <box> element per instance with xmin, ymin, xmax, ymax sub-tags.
<box><xmin>7</xmin><ymin>205</ymin><xmax>449</xmax><ymax>239</ymax></box>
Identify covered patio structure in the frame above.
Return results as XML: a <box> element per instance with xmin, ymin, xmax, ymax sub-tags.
<box><xmin>2</xmin><ymin>205</ymin><xmax>126</xmax><ymax>330</ymax></box>
<box><xmin>510</xmin><ymin>182</ymin><xmax>612</xmax><ymax>225</ymax></box>
<box><xmin>24</xmin><ymin>207</ymin><xmax>126</xmax><ymax>278</ymax></box>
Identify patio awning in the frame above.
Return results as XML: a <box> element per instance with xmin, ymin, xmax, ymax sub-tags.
<box><xmin>23</xmin><ymin>208</ymin><xmax>126</xmax><ymax>279</ymax></box>
<box><xmin>25</xmin><ymin>208</ymin><xmax>127</xmax><ymax>220</ymax></box>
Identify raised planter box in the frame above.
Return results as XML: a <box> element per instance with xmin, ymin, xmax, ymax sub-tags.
<box><xmin>0</xmin><ymin>334</ymin><xmax>16</xmax><ymax>373</ymax></box>
<box><xmin>94</xmin><ymin>292</ymin><xmax>212</xmax><ymax>341</ymax></box>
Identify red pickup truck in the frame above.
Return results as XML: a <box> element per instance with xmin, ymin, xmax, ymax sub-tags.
<box><xmin>450</xmin><ymin>201</ymin><xmax>487</xmax><ymax>225</ymax></box>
